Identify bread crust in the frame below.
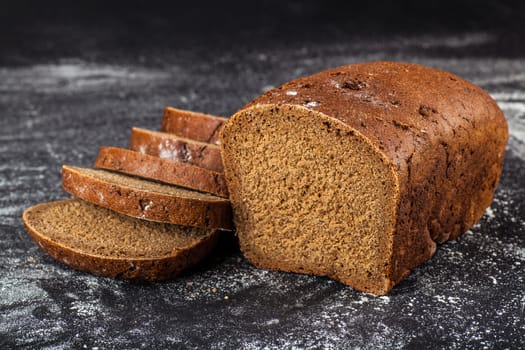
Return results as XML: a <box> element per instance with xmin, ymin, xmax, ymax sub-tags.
<box><xmin>129</xmin><ymin>127</ymin><xmax>223</xmax><ymax>172</ymax></box>
<box><xmin>161</xmin><ymin>106</ymin><xmax>227</xmax><ymax>145</ymax></box>
<box><xmin>62</xmin><ymin>166</ymin><xmax>233</xmax><ymax>230</ymax></box>
<box><xmin>23</xmin><ymin>199</ymin><xmax>220</xmax><ymax>280</ymax></box>
<box><xmin>223</xmin><ymin>61</ymin><xmax>508</xmax><ymax>294</ymax></box>
<box><xmin>94</xmin><ymin>146</ymin><xmax>229</xmax><ymax>197</ymax></box>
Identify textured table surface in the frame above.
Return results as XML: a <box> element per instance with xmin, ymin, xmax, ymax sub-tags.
<box><xmin>1</xmin><ymin>2</ymin><xmax>524</xmax><ymax>349</ymax></box>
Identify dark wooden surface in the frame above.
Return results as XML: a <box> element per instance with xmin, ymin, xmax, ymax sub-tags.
<box><xmin>1</xmin><ymin>1</ymin><xmax>524</xmax><ymax>348</ymax></box>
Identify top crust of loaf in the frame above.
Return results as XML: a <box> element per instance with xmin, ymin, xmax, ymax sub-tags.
<box><xmin>221</xmin><ymin>103</ymin><xmax>400</xmax><ymax>294</ymax></box>
<box><xmin>222</xmin><ymin>61</ymin><xmax>508</xmax><ymax>294</ymax></box>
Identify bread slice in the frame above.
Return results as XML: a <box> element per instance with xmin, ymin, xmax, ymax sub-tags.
<box><xmin>220</xmin><ymin>61</ymin><xmax>508</xmax><ymax>295</ymax></box>
<box><xmin>129</xmin><ymin>127</ymin><xmax>223</xmax><ymax>172</ymax></box>
<box><xmin>62</xmin><ymin>165</ymin><xmax>233</xmax><ymax>230</ymax></box>
<box><xmin>160</xmin><ymin>106</ymin><xmax>227</xmax><ymax>145</ymax></box>
<box><xmin>23</xmin><ymin>198</ymin><xmax>220</xmax><ymax>280</ymax></box>
<box><xmin>94</xmin><ymin>146</ymin><xmax>228</xmax><ymax>197</ymax></box>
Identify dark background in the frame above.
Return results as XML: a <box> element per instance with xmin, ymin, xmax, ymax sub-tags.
<box><xmin>2</xmin><ymin>0</ymin><xmax>525</xmax><ymax>65</ymax></box>
<box><xmin>1</xmin><ymin>1</ymin><xmax>524</xmax><ymax>349</ymax></box>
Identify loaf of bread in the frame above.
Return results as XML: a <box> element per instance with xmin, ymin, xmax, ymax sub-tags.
<box><xmin>161</xmin><ymin>107</ymin><xmax>227</xmax><ymax>145</ymax></box>
<box><xmin>130</xmin><ymin>127</ymin><xmax>223</xmax><ymax>172</ymax></box>
<box><xmin>62</xmin><ymin>165</ymin><xmax>233</xmax><ymax>230</ymax></box>
<box><xmin>23</xmin><ymin>199</ymin><xmax>219</xmax><ymax>280</ymax></box>
<box><xmin>220</xmin><ymin>61</ymin><xmax>508</xmax><ymax>295</ymax></box>
<box><xmin>94</xmin><ymin>146</ymin><xmax>228</xmax><ymax>197</ymax></box>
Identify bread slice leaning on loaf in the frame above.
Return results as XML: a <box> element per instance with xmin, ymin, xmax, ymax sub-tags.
<box><xmin>161</xmin><ymin>107</ymin><xmax>227</xmax><ymax>145</ymax></box>
<box><xmin>94</xmin><ymin>146</ymin><xmax>229</xmax><ymax>197</ymax></box>
<box><xmin>220</xmin><ymin>61</ymin><xmax>508</xmax><ymax>295</ymax></box>
<box><xmin>129</xmin><ymin>127</ymin><xmax>223</xmax><ymax>172</ymax></box>
<box><xmin>62</xmin><ymin>165</ymin><xmax>233</xmax><ymax>230</ymax></box>
<box><xmin>23</xmin><ymin>199</ymin><xmax>219</xmax><ymax>280</ymax></box>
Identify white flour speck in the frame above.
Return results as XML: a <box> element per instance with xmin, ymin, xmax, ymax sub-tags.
<box><xmin>447</xmin><ymin>297</ymin><xmax>461</xmax><ymax>304</ymax></box>
<box><xmin>158</xmin><ymin>149</ymin><xmax>173</xmax><ymax>159</ymax></box>
<box><xmin>353</xmin><ymin>295</ymin><xmax>370</xmax><ymax>304</ymax></box>
<box><xmin>305</xmin><ymin>101</ymin><xmax>319</xmax><ymax>107</ymax></box>
<box><xmin>379</xmin><ymin>296</ymin><xmax>391</xmax><ymax>303</ymax></box>
<box><xmin>97</xmin><ymin>191</ymin><xmax>105</xmax><ymax>203</ymax></box>
<box><xmin>434</xmin><ymin>295</ymin><xmax>447</xmax><ymax>303</ymax></box>
<box><xmin>285</xmin><ymin>90</ymin><xmax>298</xmax><ymax>96</ymax></box>
<box><xmin>261</xmin><ymin>85</ymin><xmax>275</xmax><ymax>93</ymax></box>
<box><xmin>484</xmin><ymin>207</ymin><xmax>496</xmax><ymax>221</ymax></box>
<box><xmin>142</xmin><ymin>200</ymin><xmax>153</xmax><ymax>211</ymax></box>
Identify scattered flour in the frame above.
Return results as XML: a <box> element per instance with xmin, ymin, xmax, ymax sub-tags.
<box><xmin>0</xmin><ymin>62</ymin><xmax>167</xmax><ymax>93</ymax></box>
<box><xmin>70</xmin><ymin>300</ymin><xmax>99</xmax><ymax>318</ymax></box>
<box><xmin>2</xmin><ymin>52</ymin><xmax>524</xmax><ymax>350</ymax></box>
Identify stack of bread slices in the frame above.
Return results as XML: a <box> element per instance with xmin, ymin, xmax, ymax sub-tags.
<box><xmin>23</xmin><ymin>107</ymin><xmax>231</xmax><ymax>280</ymax></box>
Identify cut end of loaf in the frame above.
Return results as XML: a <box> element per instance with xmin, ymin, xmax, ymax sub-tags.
<box><xmin>221</xmin><ymin>104</ymin><xmax>399</xmax><ymax>295</ymax></box>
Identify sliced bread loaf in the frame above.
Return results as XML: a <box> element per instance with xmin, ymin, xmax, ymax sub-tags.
<box><xmin>62</xmin><ymin>165</ymin><xmax>233</xmax><ymax>230</ymax></box>
<box><xmin>129</xmin><ymin>127</ymin><xmax>223</xmax><ymax>172</ymax></box>
<box><xmin>23</xmin><ymin>198</ymin><xmax>220</xmax><ymax>280</ymax></box>
<box><xmin>220</xmin><ymin>61</ymin><xmax>508</xmax><ymax>295</ymax></box>
<box><xmin>161</xmin><ymin>107</ymin><xmax>227</xmax><ymax>145</ymax></box>
<box><xmin>94</xmin><ymin>146</ymin><xmax>229</xmax><ymax>197</ymax></box>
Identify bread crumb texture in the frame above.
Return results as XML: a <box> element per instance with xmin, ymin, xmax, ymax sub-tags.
<box><xmin>24</xmin><ymin>199</ymin><xmax>214</xmax><ymax>258</ymax></box>
<box><xmin>22</xmin><ymin>199</ymin><xmax>219</xmax><ymax>280</ymax></box>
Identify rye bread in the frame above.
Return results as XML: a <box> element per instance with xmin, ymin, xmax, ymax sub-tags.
<box><xmin>94</xmin><ymin>146</ymin><xmax>228</xmax><ymax>197</ymax></box>
<box><xmin>161</xmin><ymin>106</ymin><xmax>227</xmax><ymax>145</ymax></box>
<box><xmin>129</xmin><ymin>127</ymin><xmax>223</xmax><ymax>172</ymax></box>
<box><xmin>220</xmin><ymin>61</ymin><xmax>508</xmax><ymax>295</ymax></box>
<box><xmin>23</xmin><ymin>198</ymin><xmax>220</xmax><ymax>280</ymax></box>
<box><xmin>62</xmin><ymin>165</ymin><xmax>233</xmax><ymax>230</ymax></box>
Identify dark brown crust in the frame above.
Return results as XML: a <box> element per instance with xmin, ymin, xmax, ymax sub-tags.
<box><xmin>160</xmin><ymin>107</ymin><xmax>227</xmax><ymax>145</ymax></box>
<box><xmin>129</xmin><ymin>127</ymin><xmax>224</xmax><ymax>173</ymax></box>
<box><xmin>94</xmin><ymin>146</ymin><xmax>229</xmax><ymax>198</ymax></box>
<box><xmin>225</xmin><ymin>61</ymin><xmax>508</xmax><ymax>294</ymax></box>
<box><xmin>22</xmin><ymin>199</ymin><xmax>220</xmax><ymax>280</ymax></box>
<box><xmin>61</xmin><ymin>166</ymin><xmax>233</xmax><ymax>230</ymax></box>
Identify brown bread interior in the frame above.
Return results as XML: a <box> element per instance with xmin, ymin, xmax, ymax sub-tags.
<box><xmin>24</xmin><ymin>199</ymin><xmax>216</xmax><ymax>259</ymax></box>
<box><xmin>222</xmin><ymin>105</ymin><xmax>399</xmax><ymax>293</ymax></box>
